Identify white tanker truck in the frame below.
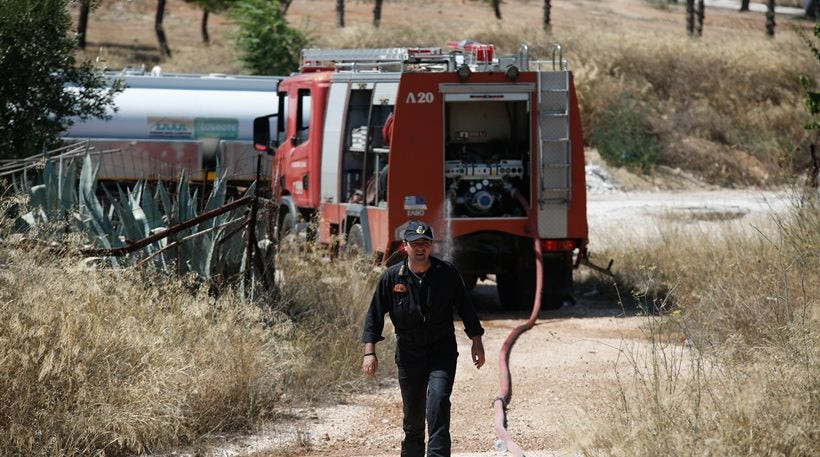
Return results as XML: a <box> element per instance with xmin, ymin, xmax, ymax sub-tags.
<box><xmin>62</xmin><ymin>67</ymin><xmax>281</xmax><ymax>191</ymax></box>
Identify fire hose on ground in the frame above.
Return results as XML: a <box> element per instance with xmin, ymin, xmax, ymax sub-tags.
<box><xmin>491</xmin><ymin>185</ymin><xmax>543</xmax><ymax>457</ymax></box>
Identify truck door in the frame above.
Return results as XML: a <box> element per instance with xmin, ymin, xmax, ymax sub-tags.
<box><xmin>339</xmin><ymin>82</ymin><xmax>395</xmax><ymax>207</ymax></box>
<box><xmin>285</xmin><ymin>87</ymin><xmax>312</xmax><ymax>208</ymax></box>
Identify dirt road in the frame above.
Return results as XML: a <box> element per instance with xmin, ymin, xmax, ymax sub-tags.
<box><xmin>221</xmin><ymin>291</ymin><xmax>641</xmax><ymax>457</ymax></box>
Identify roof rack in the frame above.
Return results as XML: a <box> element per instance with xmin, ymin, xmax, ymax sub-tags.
<box><xmin>301</xmin><ymin>47</ymin><xmax>454</xmax><ymax>71</ymax></box>
<box><xmin>300</xmin><ymin>42</ymin><xmax>568</xmax><ymax>74</ymax></box>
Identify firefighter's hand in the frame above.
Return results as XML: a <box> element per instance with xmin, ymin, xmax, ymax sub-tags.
<box><xmin>362</xmin><ymin>354</ymin><xmax>378</xmax><ymax>378</ymax></box>
<box><xmin>471</xmin><ymin>337</ymin><xmax>485</xmax><ymax>369</ymax></box>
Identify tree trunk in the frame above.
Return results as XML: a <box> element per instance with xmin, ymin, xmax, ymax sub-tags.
<box><xmin>686</xmin><ymin>0</ymin><xmax>695</xmax><ymax>35</ymax></box>
<box><xmin>493</xmin><ymin>0</ymin><xmax>502</xmax><ymax>20</ymax></box>
<box><xmin>739</xmin><ymin>0</ymin><xmax>750</xmax><ymax>12</ymax></box>
<box><xmin>696</xmin><ymin>0</ymin><xmax>705</xmax><ymax>36</ymax></box>
<box><xmin>806</xmin><ymin>0</ymin><xmax>820</xmax><ymax>19</ymax></box>
<box><xmin>78</xmin><ymin>0</ymin><xmax>90</xmax><ymax>49</ymax></box>
<box><xmin>155</xmin><ymin>0</ymin><xmax>171</xmax><ymax>57</ymax></box>
<box><xmin>280</xmin><ymin>0</ymin><xmax>294</xmax><ymax>16</ymax></box>
<box><xmin>543</xmin><ymin>0</ymin><xmax>551</xmax><ymax>31</ymax></box>
<box><xmin>201</xmin><ymin>10</ymin><xmax>209</xmax><ymax>44</ymax></box>
<box><xmin>766</xmin><ymin>0</ymin><xmax>775</xmax><ymax>37</ymax></box>
<box><xmin>336</xmin><ymin>0</ymin><xmax>345</xmax><ymax>28</ymax></box>
<box><xmin>373</xmin><ymin>0</ymin><xmax>383</xmax><ymax>28</ymax></box>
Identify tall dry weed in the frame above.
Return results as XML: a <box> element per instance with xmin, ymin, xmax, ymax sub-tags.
<box><xmin>0</xmin><ymin>207</ymin><xmax>383</xmax><ymax>455</ymax></box>
<box><xmin>274</xmin><ymin>243</ymin><xmax>391</xmax><ymax>401</ymax></box>
<box><xmin>0</xmin><ymin>244</ymin><xmax>283</xmax><ymax>455</ymax></box>
<box><xmin>582</xmin><ymin>187</ymin><xmax>819</xmax><ymax>456</ymax></box>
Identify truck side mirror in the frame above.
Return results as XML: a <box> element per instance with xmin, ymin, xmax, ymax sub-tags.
<box><xmin>253</xmin><ymin>114</ymin><xmax>279</xmax><ymax>154</ymax></box>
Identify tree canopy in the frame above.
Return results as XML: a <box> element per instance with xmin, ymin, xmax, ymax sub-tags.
<box><xmin>232</xmin><ymin>0</ymin><xmax>308</xmax><ymax>75</ymax></box>
<box><xmin>0</xmin><ymin>0</ymin><xmax>121</xmax><ymax>160</ymax></box>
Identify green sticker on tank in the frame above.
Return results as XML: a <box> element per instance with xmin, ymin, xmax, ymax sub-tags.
<box><xmin>194</xmin><ymin>118</ymin><xmax>239</xmax><ymax>139</ymax></box>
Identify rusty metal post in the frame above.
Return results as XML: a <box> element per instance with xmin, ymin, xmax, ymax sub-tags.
<box><xmin>243</xmin><ymin>153</ymin><xmax>262</xmax><ymax>294</ymax></box>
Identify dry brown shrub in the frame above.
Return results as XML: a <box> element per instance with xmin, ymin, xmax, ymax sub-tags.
<box><xmin>582</xmin><ymin>188</ymin><xmax>819</xmax><ymax>456</ymax></box>
<box><xmin>0</xmin><ymin>210</ymin><xmax>383</xmax><ymax>456</ymax></box>
<box><xmin>273</xmin><ymin>243</ymin><xmax>392</xmax><ymax>401</ymax></box>
<box><xmin>0</xmin><ymin>242</ymin><xmax>288</xmax><ymax>455</ymax></box>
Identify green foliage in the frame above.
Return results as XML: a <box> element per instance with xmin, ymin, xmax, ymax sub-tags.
<box><xmin>14</xmin><ymin>155</ymin><xmax>254</xmax><ymax>283</ymax></box>
<box><xmin>797</xmin><ymin>24</ymin><xmax>820</xmax><ymax>130</ymax></box>
<box><xmin>589</xmin><ymin>93</ymin><xmax>660</xmax><ymax>173</ymax></box>
<box><xmin>232</xmin><ymin>0</ymin><xmax>309</xmax><ymax>75</ymax></box>
<box><xmin>640</xmin><ymin>0</ymin><xmax>672</xmax><ymax>10</ymax></box>
<box><xmin>0</xmin><ymin>0</ymin><xmax>122</xmax><ymax>160</ymax></box>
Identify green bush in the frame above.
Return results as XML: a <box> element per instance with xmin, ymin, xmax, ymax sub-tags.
<box><xmin>0</xmin><ymin>0</ymin><xmax>121</xmax><ymax>160</ymax></box>
<box><xmin>232</xmin><ymin>0</ymin><xmax>310</xmax><ymax>75</ymax></box>
<box><xmin>589</xmin><ymin>93</ymin><xmax>660</xmax><ymax>173</ymax></box>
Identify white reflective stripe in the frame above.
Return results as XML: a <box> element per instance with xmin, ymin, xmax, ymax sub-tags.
<box><xmin>320</xmin><ymin>82</ymin><xmax>349</xmax><ymax>203</ymax></box>
<box><xmin>438</xmin><ymin>83</ymin><xmax>535</xmax><ymax>93</ymax></box>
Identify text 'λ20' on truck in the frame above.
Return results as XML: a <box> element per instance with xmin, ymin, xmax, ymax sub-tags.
<box><xmin>254</xmin><ymin>41</ymin><xmax>588</xmax><ymax>310</ymax></box>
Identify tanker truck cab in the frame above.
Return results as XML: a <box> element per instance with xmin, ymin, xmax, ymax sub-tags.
<box><xmin>258</xmin><ymin>43</ymin><xmax>589</xmax><ymax>310</ymax></box>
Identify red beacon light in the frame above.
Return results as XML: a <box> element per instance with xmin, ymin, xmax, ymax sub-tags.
<box><xmin>446</xmin><ymin>39</ymin><xmax>495</xmax><ymax>63</ymax></box>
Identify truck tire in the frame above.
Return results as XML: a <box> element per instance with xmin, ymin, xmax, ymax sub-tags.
<box><xmin>497</xmin><ymin>266</ymin><xmax>534</xmax><ymax>311</ymax></box>
<box><xmin>278</xmin><ymin>212</ymin><xmax>298</xmax><ymax>255</ymax></box>
<box><xmin>497</xmin><ymin>253</ymin><xmax>573</xmax><ymax>311</ymax></box>
<box><xmin>541</xmin><ymin>252</ymin><xmax>574</xmax><ymax>310</ymax></box>
<box><xmin>344</xmin><ymin>223</ymin><xmax>366</xmax><ymax>258</ymax></box>
<box><xmin>462</xmin><ymin>274</ymin><xmax>479</xmax><ymax>291</ymax></box>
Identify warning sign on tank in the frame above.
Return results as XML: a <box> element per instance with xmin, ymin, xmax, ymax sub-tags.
<box><xmin>148</xmin><ymin>117</ymin><xmax>194</xmax><ymax>139</ymax></box>
<box><xmin>195</xmin><ymin>118</ymin><xmax>239</xmax><ymax>140</ymax></box>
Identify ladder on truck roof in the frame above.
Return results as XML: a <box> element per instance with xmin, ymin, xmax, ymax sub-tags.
<box><xmin>301</xmin><ymin>47</ymin><xmax>454</xmax><ymax>72</ymax></box>
<box><xmin>301</xmin><ymin>43</ymin><xmax>556</xmax><ymax>74</ymax></box>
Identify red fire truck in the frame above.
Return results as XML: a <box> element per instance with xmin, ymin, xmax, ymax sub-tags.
<box><xmin>254</xmin><ymin>42</ymin><xmax>588</xmax><ymax>309</ymax></box>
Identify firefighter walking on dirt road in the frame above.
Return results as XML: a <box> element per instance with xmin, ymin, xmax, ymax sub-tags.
<box><xmin>362</xmin><ymin>220</ymin><xmax>485</xmax><ymax>457</ymax></box>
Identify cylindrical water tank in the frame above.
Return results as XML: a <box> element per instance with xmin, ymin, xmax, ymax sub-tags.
<box><xmin>63</xmin><ymin>70</ymin><xmax>281</xmax><ymax>141</ymax></box>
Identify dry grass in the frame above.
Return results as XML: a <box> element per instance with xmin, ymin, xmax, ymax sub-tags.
<box><xmin>580</xmin><ymin>187</ymin><xmax>819</xmax><ymax>456</ymax></box>
<box><xmin>272</xmin><ymin>244</ymin><xmax>389</xmax><ymax>401</ymax></box>
<box><xmin>0</xmin><ymin>201</ymin><xmax>384</xmax><ymax>455</ymax></box>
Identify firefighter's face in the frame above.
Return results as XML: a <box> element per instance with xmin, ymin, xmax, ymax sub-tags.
<box><xmin>405</xmin><ymin>239</ymin><xmax>432</xmax><ymax>263</ymax></box>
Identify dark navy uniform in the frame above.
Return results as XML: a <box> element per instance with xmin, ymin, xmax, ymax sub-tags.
<box><xmin>362</xmin><ymin>255</ymin><xmax>484</xmax><ymax>457</ymax></box>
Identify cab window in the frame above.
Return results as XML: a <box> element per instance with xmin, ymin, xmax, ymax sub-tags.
<box><xmin>297</xmin><ymin>89</ymin><xmax>311</xmax><ymax>143</ymax></box>
<box><xmin>277</xmin><ymin>91</ymin><xmax>288</xmax><ymax>145</ymax></box>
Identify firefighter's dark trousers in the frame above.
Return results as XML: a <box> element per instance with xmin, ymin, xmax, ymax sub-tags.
<box><xmin>397</xmin><ymin>353</ymin><xmax>457</xmax><ymax>457</ymax></box>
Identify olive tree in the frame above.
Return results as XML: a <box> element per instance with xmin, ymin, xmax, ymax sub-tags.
<box><xmin>0</xmin><ymin>0</ymin><xmax>121</xmax><ymax>160</ymax></box>
<box><xmin>232</xmin><ymin>0</ymin><xmax>308</xmax><ymax>75</ymax></box>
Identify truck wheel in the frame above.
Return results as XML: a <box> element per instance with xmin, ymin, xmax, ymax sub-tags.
<box><xmin>497</xmin><ymin>253</ymin><xmax>573</xmax><ymax>311</ymax></box>
<box><xmin>541</xmin><ymin>253</ymin><xmax>574</xmax><ymax>310</ymax></box>
<box><xmin>462</xmin><ymin>274</ymin><xmax>479</xmax><ymax>291</ymax></box>
<box><xmin>344</xmin><ymin>223</ymin><xmax>366</xmax><ymax>258</ymax></box>
<box><xmin>496</xmin><ymin>268</ymin><xmax>531</xmax><ymax>310</ymax></box>
<box><xmin>278</xmin><ymin>212</ymin><xmax>298</xmax><ymax>255</ymax></box>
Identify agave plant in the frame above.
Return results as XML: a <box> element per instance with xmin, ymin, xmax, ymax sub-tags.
<box><xmin>12</xmin><ymin>152</ymin><xmax>263</xmax><ymax>288</ymax></box>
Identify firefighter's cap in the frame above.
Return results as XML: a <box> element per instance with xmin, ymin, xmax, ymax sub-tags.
<box><xmin>404</xmin><ymin>220</ymin><xmax>434</xmax><ymax>242</ymax></box>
